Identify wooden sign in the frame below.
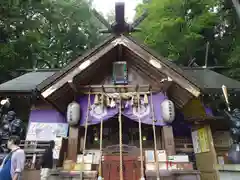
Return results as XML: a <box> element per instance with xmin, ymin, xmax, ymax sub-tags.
<box><xmin>191</xmin><ymin>127</ymin><xmax>210</xmax><ymax>154</ymax></box>
<box><xmin>198</xmin><ymin>128</ymin><xmax>210</xmax><ymax>153</ymax></box>
<box><xmin>26</xmin><ymin>122</ymin><xmax>68</xmax><ymax>141</ymax></box>
<box><xmin>192</xmin><ymin>130</ymin><xmax>201</xmax><ymax>154</ymax></box>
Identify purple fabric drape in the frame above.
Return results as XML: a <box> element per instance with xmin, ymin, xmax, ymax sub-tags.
<box><xmin>27</xmin><ymin>110</ymin><xmax>68</xmax><ymax>141</ymax></box>
<box><xmin>29</xmin><ymin>110</ymin><xmax>66</xmax><ymax>123</ymax></box>
<box><xmin>78</xmin><ymin>93</ymin><xmax>167</xmax><ymax>126</ymax></box>
<box><xmin>78</xmin><ymin>95</ymin><xmax>118</xmax><ymax>126</ymax></box>
<box><xmin>204</xmin><ymin>107</ymin><xmax>213</xmax><ymax>116</ymax></box>
<box><xmin>122</xmin><ymin>93</ymin><xmax>167</xmax><ymax>126</ymax></box>
<box><xmin>28</xmin><ymin>98</ymin><xmax>214</xmax><ymax>131</ymax></box>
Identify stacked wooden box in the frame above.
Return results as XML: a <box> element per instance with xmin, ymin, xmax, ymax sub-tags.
<box><xmin>60</xmin><ymin>150</ymin><xmax>100</xmax><ymax>180</ymax></box>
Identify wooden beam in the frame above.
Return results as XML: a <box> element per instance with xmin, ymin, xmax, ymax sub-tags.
<box><xmin>161</xmin><ymin>126</ymin><xmax>176</xmax><ymax>155</ymax></box>
<box><xmin>78</xmin><ymin>84</ymin><xmax>158</xmax><ymax>94</ymax></box>
<box><xmin>40</xmin><ymin>96</ymin><xmax>65</xmax><ymax>114</ymax></box>
<box><xmin>68</xmin><ymin>80</ymin><xmax>78</xmax><ymax>93</ymax></box>
<box><xmin>185</xmin><ymin>116</ymin><xmax>225</xmax><ymax>124</ymax></box>
<box><xmin>67</xmin><ymin>126</ymin><xmax>79</xmax><ymax>161</ymax></box>
<box><xmin>168</xmin><ymin>83</ymin><xmax>193</xmax><ymax>108</ymax></box>
<box><xmin>117</xmin><ymin>44</ymin><xmax>123</xmax><ymax>61</ymax></box>
<box><xmin>47</xmin><ymin>83</ymin><xmax>72</xmax><ymax>102</ymax></box>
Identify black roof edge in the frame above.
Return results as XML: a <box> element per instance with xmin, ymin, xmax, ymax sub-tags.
<box><xmin>202</xmin><ymin>88</ymin><xmax>240</xmax><ymax>94</ymax></box>
<box><xmin>15</xmin><ymin>68</ymin><xmax>61</xmax><ymax>72</ymax></box>
<box><xmin>182</xmin><ymin>67</ymin><xmax>230</xmax><ymax>70</ymax></box>
<box><xmin>0</xmin><ymin>91</ymin><xmax>33</xmax><ymax>97</ymax></box>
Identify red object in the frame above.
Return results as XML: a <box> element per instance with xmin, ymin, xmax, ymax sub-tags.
<box><xmin>102</xmin><ymin>155</ymin><xmax>141</xmax><ymax>180</ymax></box>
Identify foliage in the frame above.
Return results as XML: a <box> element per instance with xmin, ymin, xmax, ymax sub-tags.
<box><xmin>135</xmin><ymin>0</ymin><xmax>240</xmax><ymax>78</ymax></box>
<box><xmin>0</xmin><ymin>0</ymin><xmax>104</xmax><ymax>81</ymax></box>
<box><xmin>2</xmin><ymin>0</ymin><xmax>240</xmax><ymax>82</ymax></box>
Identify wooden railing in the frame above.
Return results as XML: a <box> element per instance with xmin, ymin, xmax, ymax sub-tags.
<box><xmin>20</xmin><ymin>140</ymin><xmax>51</xmax><ymax>169</ymax></box>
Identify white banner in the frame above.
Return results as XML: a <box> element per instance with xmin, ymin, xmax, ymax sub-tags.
<box><xmin>26</xmin><ymin>122</ymin><xmax>68</xmax><ymax>141</ymax></box>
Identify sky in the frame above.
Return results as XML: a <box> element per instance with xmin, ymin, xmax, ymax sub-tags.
<box><xmin>92</xmin><ymin>0</ymin><xmax>142</xmax><ymax>22</ymax></box>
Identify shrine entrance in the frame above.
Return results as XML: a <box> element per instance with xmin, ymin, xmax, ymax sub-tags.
<box><xmin>82</xmin><ymin>114</ymin><xmax>163</xmax><ymax>180</ymax></box>
<box><xmin>85</xmin><ymin>116</ymin><xmax>159</xmax><ymax>149</ymax></box>
<box><xmin>102</xmin><ymin>144</ymin><xmax>141</xmax><ymax>180</ymax></box>
<box><xmin>83</xmin><ymin>116</ymin><xmax>161</xmax><ymax>180</ymax></box>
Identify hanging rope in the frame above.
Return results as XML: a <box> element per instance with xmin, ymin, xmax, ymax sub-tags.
<box><xmin>150</xmin><ymin>91</ymin><xmax>160</xmax><ymax>180</ymax></box>
<box><xmin>81</xmin><ymin>91</ymin><xmax>91</xmax><ymax>180</ymax></box>
<box><xmin>118</xmin><ymin>96</ymin><xmax>124</xmax><ymax>180</ymax></box>
<box><xmin>137</xmin><ymin>93</ymin><xmax>144</xmax><ymax>180</ymax></box>
<box><xmin>98</xmin><ymin>93</ymin><xmax>104</xmax><ymax>180</ymax></box>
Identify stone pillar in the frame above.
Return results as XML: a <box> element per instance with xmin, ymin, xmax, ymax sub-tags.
<box><xmin>192</xmin><ymin>124</ymin><xmax>220</xmax><ymax>180</ymax></box>
<box><xmin>67</xmin><ymin>126</ymin><xmax>79</xmax><ymax>161</ymax></box>
<box><xmin>161</xmin><ymin>126</ymin><xmax>176</xmax><ymax>155</ymax></box>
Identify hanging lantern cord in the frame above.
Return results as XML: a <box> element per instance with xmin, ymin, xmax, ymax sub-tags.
<box><xmin>150</xmin><ymin>91</ymin><xmax>160</xmax><ymax>180</ymax></box>
<box><xmin>119</xmin><ymin>96</ymin><xmax>124</xmax><ymax>180</ymax></box>
<box><xmin>81</xmin><ymin>91</ymin><xmax>91</xmax><ymax>180</ymax></box>
<box><xmin>98</xmin><ymin>93</ymin><xmax>104</xmax><ymax>179</ymax></box>
<box><xmin>137</xmin><ymin>93</ymin><xmax>145</xmax><ymax>180</ymax></box>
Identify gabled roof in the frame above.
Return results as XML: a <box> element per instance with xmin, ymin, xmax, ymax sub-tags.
<box><xmin>37</xmin><ymin>35</ymin><xmax>201</xmax><ymax>98</ymax></box>
<box><xmin>184</xmin><ymin>68</ymin><xmax>240</xmax><ymax>92</ymax></box>
<box><xmin>0</xmin><ymin>71</ymin><xmax>56</xmax><ymax>94</ymax></box>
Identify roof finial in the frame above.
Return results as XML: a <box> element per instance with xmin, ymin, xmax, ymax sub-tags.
<box><xmin>93</xmin><ymin>2</ymin><xmax>148</xmax><ymax>34</ymax></box>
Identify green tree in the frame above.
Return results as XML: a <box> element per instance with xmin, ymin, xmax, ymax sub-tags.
<box><xmin>0</xmin><ymin>0</ymin><xmax>103</xmax><ymax>82</ymax></box>
<box><xmin>134</xmin><ymin>0</ymin><xmax>236</xmax><ymax>68</ymax></box>
<box><xmin>222</xmin><ymin>0</ymin><xmax>240</xmax><ymax>80</ymax></box>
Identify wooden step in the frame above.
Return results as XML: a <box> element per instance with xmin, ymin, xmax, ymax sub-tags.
<box><xmin>58</xmin><ymin>170</ymin><xmax>98</xmax><ymax>179</ymax></box>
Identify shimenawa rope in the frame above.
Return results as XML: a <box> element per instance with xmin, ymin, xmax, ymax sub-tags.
<box><xmin>118</xmin><ymin>96</ymin><xmax>124</xmax><ymax>180</ymax></box>
<box><xmin>98</xmin><ymin>93</ymin><xmax>104</xmax><ymax>180</ymax></box>
<box><xmin>150</xmin><ymin>91</ymin><xmax>160</xmax><ymax>180</ymax></box>
<box><xmin>81</xmin><ymin>92</ymin><xmax>91</xmax><ymax>180</ymax></box>
<box><xmin>137</xmin><ymin>93</ymin><xmax>145</xmax><ymax>180</ymax></box>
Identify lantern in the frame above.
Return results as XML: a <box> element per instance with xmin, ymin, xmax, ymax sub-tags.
<box><xmin>67</xmin><ymin>101</ymin><xmax>80</xmax><ymax>126</ymax></box>
<box><xmin>0</xmin><ymin>98</ymin><xmax>10</xmax><ymax>108</ymax></box>
<box><xmin>160</xmin><ymin>99</ymin><xmax>175</xmax><ymax>123</ymax></box>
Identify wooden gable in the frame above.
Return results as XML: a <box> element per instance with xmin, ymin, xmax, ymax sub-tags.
<box><xmin>37</xmin><ymin>35</ymin><xmax>201</xmax><ymax>112</ymax></box>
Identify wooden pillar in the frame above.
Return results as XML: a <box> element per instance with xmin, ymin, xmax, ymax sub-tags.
<box><xmin>161</xmin><ymin>126</ymin><xmax>176</xmax><ymax>155</ymax></box>
<box><xmin>192</xmin><ymin>124</ymin><xmax>220</xmax><ymax>180</ymax></box>
<box><xmin>67</xmin><ymin>126</ymin><xmax>79</xmax><ymax>161</ymax></box>
<box><xmin>79</xmin><ymin>127</ymin><xmax>84</xmax><ymax>152</ymax></box>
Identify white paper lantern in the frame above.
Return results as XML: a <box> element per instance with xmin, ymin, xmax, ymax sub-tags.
<box><xmin>161</xmin><ymin>99</ymin><xmax>175</xmax><ymax>123</ymax></box>
<box><xmin>67</xmin><ymin>101</ymin><xmax>80</xmax><ymax>126</ymax></box>
<box><xmin>0</xmin><ymin>98</ymin><xmax>10</xmax><ymax>108</ymax></box>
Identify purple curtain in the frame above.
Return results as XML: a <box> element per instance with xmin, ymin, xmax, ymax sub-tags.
<box><xmin>29</xmin><ymin>110</ymin><xmax>66</xmax><ymax>123</ymax></box>
<box><xmin>122</xmin><ymin>93</ymin><xmax>167</xmax><ymax>126</ymax></box>
<box><xmin>78</xmin><ymin>95</ymin><xmax>118</xmax><ymax>126</ymax></box>
<box><xmin>27</xmin><ymin>110</ymin><xmax>69</xmax><ymax>140</ymax></box>
<box><xmin>78</xmin><ymin>93</ymin><xmax>167</xmax><ymax>126</ymax></box>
